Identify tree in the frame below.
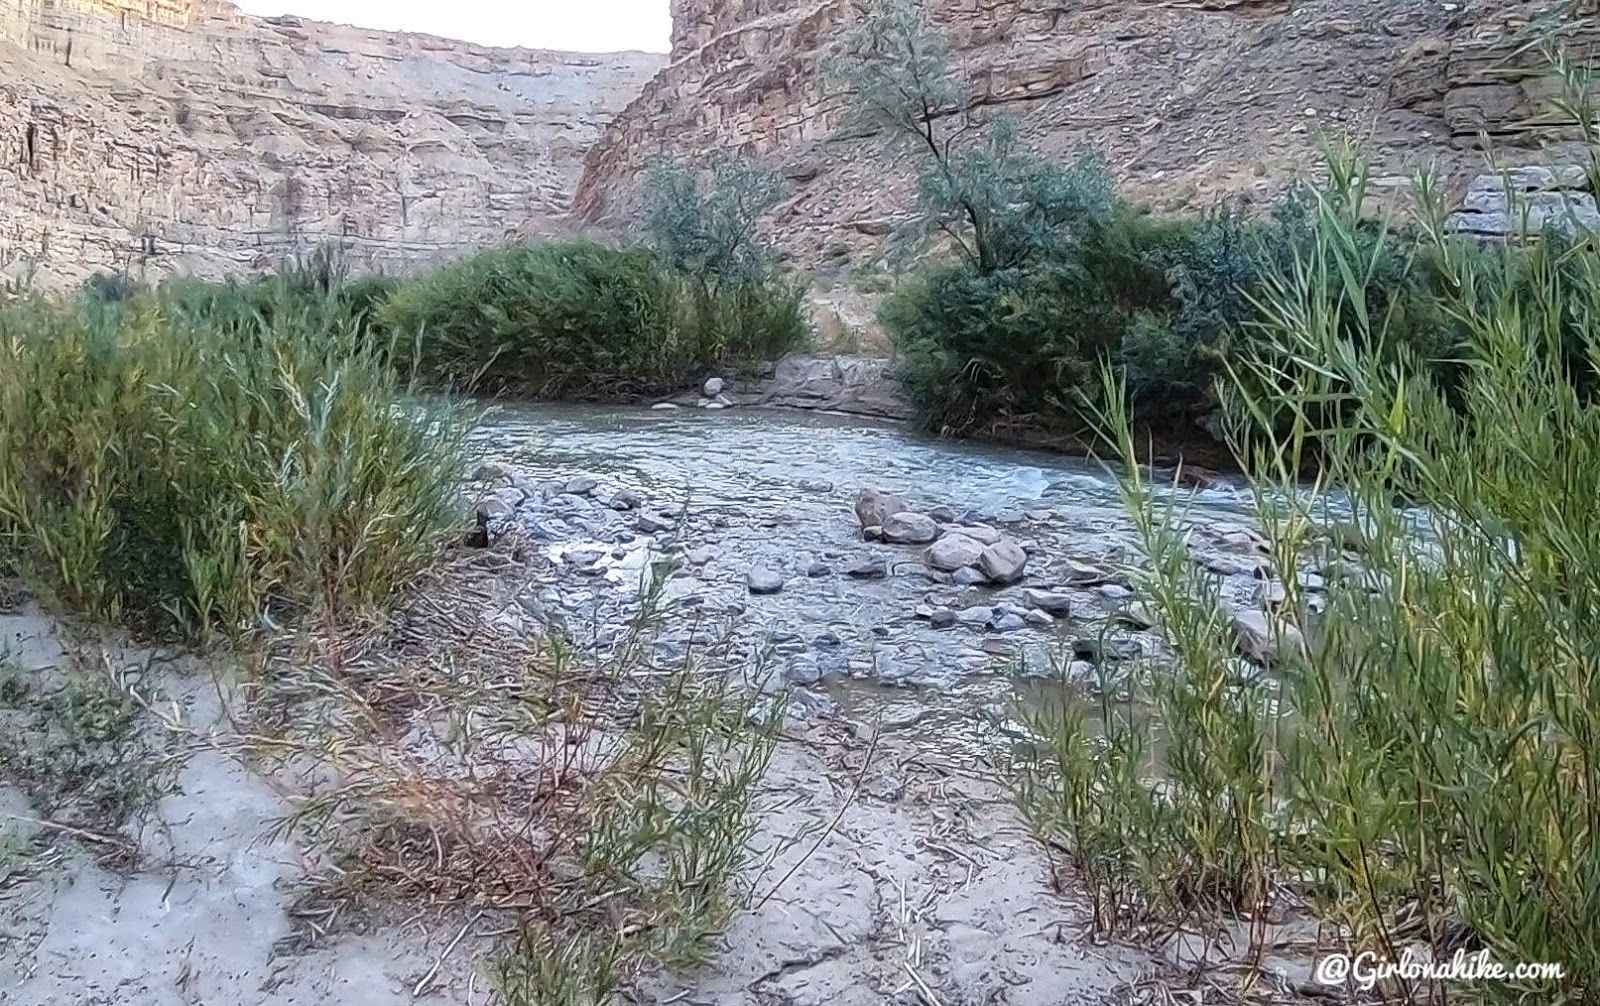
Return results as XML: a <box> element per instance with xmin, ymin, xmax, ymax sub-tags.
<box><xmin>825</xmin><ymin>0</ymin><xmax>1112</xmax><ymax>274</ymax></box>
<box><xmin>640</xmin><ymin>154</ymin><xmax>787</xmax><ymax>297</ymax></box>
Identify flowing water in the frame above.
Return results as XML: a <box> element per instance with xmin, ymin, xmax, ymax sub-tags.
<box><xmin>469</xmin><ymin>402</ymin><xmax>1281</xmax><ymax>752</ymax></box>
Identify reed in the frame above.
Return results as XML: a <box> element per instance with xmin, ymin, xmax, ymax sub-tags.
<box><xmin>0</xmin><ymin>281</ymin><xmax>471</xmax><ymax>642</ymax></box>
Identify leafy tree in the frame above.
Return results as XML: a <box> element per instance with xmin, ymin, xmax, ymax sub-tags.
<box><xmin>641</xmin><ymin>155</ymin><xmax>787</xmax><ymax>294</ymax></box>
<box><xmin>826</xmin><ymin>0</ymin><xmax>1110</xmax><ymax>274</ymax></box>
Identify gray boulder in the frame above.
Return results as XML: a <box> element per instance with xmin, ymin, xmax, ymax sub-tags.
<box><xmin>1231</xmin><ymin>609</ymin><xmax>1307</xmax><ymax>664</ymax></box>
<box><xmin>925</xmin><ymin>533</ymin><xmax>986</xmax><ymax>572</ymax></box>
<box><xmin>845</xmin><ymin>555</ymin><xmax>889</xmax><ymax>579</ymax></box>
<box><xmin>882</xmin><ymin>511</ymin><xmax>939</xmax><ymax>545</ymax></box>
<box><xmin>1021</xmin><ymin>589</ymin><xmax>1073</xmax><ymax>616</ymax></box>
<box><xmin>747</xmin><ymin>568</ymin><xmax>786</xmax><ymax>595</ymax></box>
<box><xmin>980</xmin><ymin>539</ymin><xmax>1028</xmax><ymax>584</ymax></box>
<box><xmin>856</xmin><ymin>488</ymin><xmax>908</xmax><ymax>530</ymax></box>
<box><xmin>703</xmin><ymin>376</ymin><xmax>725</xmax><ymax>397</ymax></box>
<box><xmin>939</xmin><ymin>524</ymin><xmax>1003</xmax><ymax>546</ymax></box>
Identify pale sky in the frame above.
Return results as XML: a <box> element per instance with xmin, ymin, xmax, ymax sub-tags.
<box><xmin>235</xmin><ymin>1</ymin><xmax>672</xmax><ymax>53</ymax></box>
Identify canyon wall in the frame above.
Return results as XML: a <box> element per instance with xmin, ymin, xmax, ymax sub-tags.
<box><xmin>1</xmin><ymin>0</ymin><xmax>663</xmax><ymax>287</ymax></box>
<box><xmin>577</xmin><ymin>0</ymin><xmax>1599</xmax><ymax>271</ymax></box>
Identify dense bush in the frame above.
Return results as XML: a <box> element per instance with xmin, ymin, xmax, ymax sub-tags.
<box><xmin>381</xmin><ymin>239</ymin><xmax>803</xmax><ymax>399</ymax></box>
<box><xmin>1014</xmin><ymin>158</ymin><xmax>1600</xmax><ymax>1004</ymax></box>
<box><xmin>0</xmin><ymin>281</ymin><xmax>470</xmax><ymax>640</ymax></box>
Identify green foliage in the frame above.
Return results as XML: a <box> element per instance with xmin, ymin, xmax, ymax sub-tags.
<box><xmin>382</xmin><ymin>238</ymin><xmax>804</xmax><ymax>399</ymax></box>
<box><xmin>642</xmin><ymin>155</ymin><xmax>785</xmax><ymax>290</ymax></box>
<box><xmin>640</xmin><ymin>156</ymin><xmax>807</xmax><ymax>367</ymax></box>
<box><xmin>0</xmin><ymin>282</ymin><xmax>471</xmax><ymax>641</ymax></box>
<box><xmin>883</xmin><ymin>203</ymin><xmax>1197</xmax><ymax>436</ymax></box>
<box><xmin>79</xmin><ymin>271</ymin><xmax>145</xmax><ymax>304</ymax></box>
<box><xmin>0</xmin><ymin>653</ymin><xmax>166</xmax><ymax>830</ymax></box>
<box><xmin>381</xmin><ymin>240</ymin><xmax>684</xmax><ymax>397</ymax></box>
<box><xmin>1013</xmin><ymin>151</ymin><xmax>1600</xmax><ymax>1002</ymax></box>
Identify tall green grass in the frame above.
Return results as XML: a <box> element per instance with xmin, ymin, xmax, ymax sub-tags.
<box><xmin>0</xmin><ymin>281</ymin><xmax>471</xmax><ymax>640</ymax></box>
<box><xmin>1012</xmin><ymin>151</ymin><xmax>1600</xmax><ymax>1002</ymax></box>
<box><xmin>380</xmin><ymin>240</ymin><xmax>805</xmax><ymax>399</ymax></box>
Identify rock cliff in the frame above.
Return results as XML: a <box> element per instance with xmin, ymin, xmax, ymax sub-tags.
<box><xmin>576</xmin><ymin>0</ymin><xmax>1599</xmax><ymax>269</ymax></box>
<box><xmin>2</xmin><ymin>0</ymin><xmax>663</xmax><ymax>287</ymax></box>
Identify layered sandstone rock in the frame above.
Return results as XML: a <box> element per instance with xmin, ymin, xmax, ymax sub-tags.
<box><xmin>577</xmin><ymin>0</ymin><xmax>1597</xmax><ymax>270</ymax></box>
<box><xmin>2</xmin><ymin>0</ymin><xmax>663</xmax><ymax>288</ymax></box>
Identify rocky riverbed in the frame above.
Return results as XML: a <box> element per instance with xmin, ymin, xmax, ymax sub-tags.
<box><xmin>0</xmin><ymin>403</ymin><xmax>1363</xmax><ymax>1006</ymax></box>
<box><xmin>462</xmin><ymin>403</ymin><xmax>1350</xmax><ymax>742</ymax></box>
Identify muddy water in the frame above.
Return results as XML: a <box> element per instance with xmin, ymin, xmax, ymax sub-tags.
<box><xmin>469</xmin><ymin>402</ymin><xmax>1273</xmax><ymax>751</ymax></box>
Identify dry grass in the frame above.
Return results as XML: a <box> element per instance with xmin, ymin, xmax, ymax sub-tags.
<box><xmin>239</xmin><ymin>527</ymin><xmax>784</xmax><ymax>1004</ymax></box>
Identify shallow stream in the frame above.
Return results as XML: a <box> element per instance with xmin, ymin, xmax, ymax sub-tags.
<box><xmin>469</xmin><ymin>402</ymin><xmax>1282</xmax><ymax>751</ymax></box>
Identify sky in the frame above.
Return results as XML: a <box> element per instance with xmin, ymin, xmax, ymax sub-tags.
<box><xmin>234</xmin><ymin>1</ymin><xmax>672</xmax><ymax>53</ymax></box>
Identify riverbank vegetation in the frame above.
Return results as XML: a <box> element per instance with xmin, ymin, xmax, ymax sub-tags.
<box><xmin>379</xmin><ymin>156</ymin><xmax>804</xmax><ymax>398</ymax></box>
<box><xmin>0</xmin><ymin>278</ymin><xmax>469</xmax><ymax>641</ymax></box>
<box><xmin>833</xmin><ymin>0</ymin><xmax>1599</xmax><ymax>455</ymax></box>
<box><xmin>996</xmin><ymin>60</ymin><xmax>1600</xmax><ymax>1006</ymax></box>
<box><xmin>0</xmin><ymin>226</ymin><xmax>784</xmax><ymax>1000</ymax></box>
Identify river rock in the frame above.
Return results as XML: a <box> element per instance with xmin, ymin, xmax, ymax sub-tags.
<box><xmin>952</xmin><ymin>567</ymin><xmax>987</xmax><ymax>586</ymax></box>
<box><xmin>684</xmin><ymin>547</ymin><xmax>718</xmax><ymax>566</ymax></box>
<box><xmin>807</xmin><ymin>561</ymin><xmax>832</xmax><ymax>578</ymax></box>
<box><xmin>1116</xmin><ymin>602</ymin><xmax>1157</xmax><ymax>630</ymax></box>
<box><xmin>478</xmin><ymin>497</ymin><xmax>514</xmax><ymax>521</ymax></box>
<box><xmin>1024</xmin><ymin>609</ymin><xmax>1054</xmax><ymax>628</ymax></box>
<box><xmin>856</xmin><ymin>488</ymin><xmax>908</xmax><ymax>530</ymax></box>
<box><xmin>704</xmin><ymin>377</ymin><xmax>725</xmax><ymax>397</ymax></box>
<box><xmin>609</xmin><ymin>489</ymin><xmax>643</xmax><ymax>511</ymax></box>
<box><xmin>845</xmin><ymin>555</ymin><xmax>888</xmax><ymax>579</ymax></box>
<box><xmin>635</xmin><ymin>512</ymin><xmax>675</xmax><ymax>533</ymax></box>
<box><xmin>1021</xmin><ymin>589</ymin><xmax>1073</xmax><ymax>616</ymax></box>
<box><xmin>1060</xmin><ymin>560</ymin><xmax>1117</xmax><ymax>586</ymax></box>
<box><xmin>785</xmin><ymin>654</ymin><xmax>821</xmax><ymax>686</ymax></box>
<box><xmin>925</xmin><ymin>533</ymin><xmax>986</xmax><ymax>572</ymax></box>
<box><xmin>882</xmin><ymin>511</ymin><xmax>939</xmax><ymax>545</ymax></box>
<box><xmin>1097</xmin><ymin>583</ymin><xmax>1133</xmax><ymax>601</ymax></box>
<box><xmin>992</xmin><ymin>611</ymin><xmax>1028</xmax><ymax>632</ymax></box>
<box><xmin>472</xmin><ymin>462</ymin><xmax>509</xmax><ymax>482</ymax></box>
<box><xmin>747</xmin><ymin>568</ymin><xmax>786</xmax><ymax>595</ymax></box>
<box><xmin>980</xmin><ymin>539</ymin><xmax>1028</xmax><ymax>584</ymax></box>
<box><xmin>651</xmin><ymin>402</ymin><xmax>680</xmax><ymax>410</ymax></box>
<box><xmin>1232</xmin><ymin>609</ymin><xmax>1307</xmax><ymax>663</ymax></box>
<box><xmin>956</xmin><ymin>606</ymin><xmax>993</xmax><ymax>628</ymax></box>
<box><xmin>929</xmin><ymin>505</ymin><xmax>957</xmax><ymax>523</ymax></box>
<box><xmin>930</xmin><ymin>608</ymin><xmax>957</xmax><ymax>629</ymax></box>
<box><xmin>565</xmin><ymin>476</ymin><xmax>598</xmax><ymax>496</ymax></box>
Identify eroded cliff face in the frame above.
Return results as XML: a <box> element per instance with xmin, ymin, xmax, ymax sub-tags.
<box><xmin>577</xmin><ymin>0</ymin><xmax>1599</xmax><ymax>270</ymax></box>
<box><xmin>1</xmin><ymin>0</ymin><xmax>664</xmax><ymax>287</ymax></box>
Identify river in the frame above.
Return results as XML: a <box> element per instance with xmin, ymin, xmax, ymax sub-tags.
<box><xmin>467</xmin><ymin>402</ymin><xmax>1281</xmax><ymax>751</ymax></box>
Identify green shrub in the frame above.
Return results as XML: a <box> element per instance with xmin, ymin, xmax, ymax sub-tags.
<box><xmin>0</xmin><ymin>283</ymin><xmax>471</xmax><ymax>641</ymax></box>
<box><xmin>1013</xmin><ymin>153</ymin><xmax>1600</xmax><ymax>1001</ymax></box>
<box><xmin>382</xmin><ymin>239</ymin><xmax>804</xmax><ymax>399</ymax></box>
<box><xmin>380</xmin><ymin>241</ymin><xmax>685</xmax><ymax>397</ymax></box>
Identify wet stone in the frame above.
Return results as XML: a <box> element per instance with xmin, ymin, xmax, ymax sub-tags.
<box><xmin>957</xmin><ymin>606</ymin><xmax>993</xmax><ymax>628</ymax></box>
<box><xmin>635</xmin><ymin>513</ymin><xmax>674</xmax><ymax>533</ymax></box>
<box><xmin>930</xmin><ymin>608</ymin><xmax>958</xmax><ymax>629</ymax></box>
<box><xmin>807</xmin><ymin>562</ymin><xmax>833</xmax><ymax>578</ymax></box>
<box><xmin>845</xmin><ymin>555</ymin><xmax>888</xmax><ymax>579</ymax></box>
<box><xmin>952</xmin><ymin>566</ymin><xmax>986</xmax><ymax>586</ymax></box>
<box><xmin>992</xmin><ymin>612</ymin><xmax>1028</xmax><ymax>633</ymax></box>
<box><xmin>785</xmin><ymin>656</ymin><xmax>822</xmax><ymax>686</ymax></box>
<box><xmin>747</xmin><ymin>568</ymin><xmax>785</xmax><ymax>595</ymax></box>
